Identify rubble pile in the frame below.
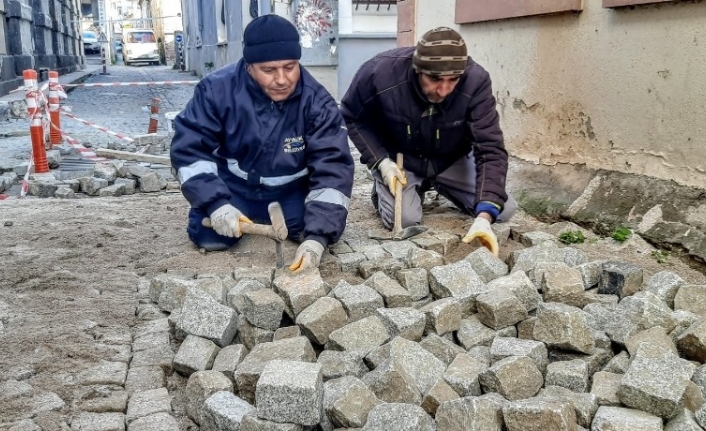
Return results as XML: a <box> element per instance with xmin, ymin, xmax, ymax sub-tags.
<box><xmin>133</xmin><ymin>225</ymin><xmax>706</xmax><ymax>430</ymax></box>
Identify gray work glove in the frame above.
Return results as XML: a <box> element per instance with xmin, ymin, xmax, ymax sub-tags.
<box><xmin>208</xmin><ymin>204</ymin><xmax>253</xmax><ymax>238</ymax></box>
<box><xmin>289</xmin><ymin>240</ymin><xmax>325</xmax><ymax>273</ymax></box>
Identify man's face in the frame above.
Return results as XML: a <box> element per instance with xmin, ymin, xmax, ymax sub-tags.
<box><xmin>418</xmin><ymin>72</ymin><xmax>462</xmax><ymax>104</ymax></box>
<box><xmin>247</xmin><ymin>60</ymin><xmax>300</xmax><ymax>102</ymax></box>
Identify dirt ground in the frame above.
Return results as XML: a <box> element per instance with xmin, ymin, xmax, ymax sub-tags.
<box><xmin>1</xmin><ymin>160</ymin><xmax>705</xmax><ymax>428</ymax></box>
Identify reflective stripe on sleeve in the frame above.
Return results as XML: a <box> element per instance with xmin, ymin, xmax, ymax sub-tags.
<box><xmin>305</xmin><ymin>188</ymin><xmax>350</xmax><ymax>210</ymax></box>
<box><xmin>227</xmin><ymin>158</ymin><xmax>309</xmax><ymax>187</ymax></box>
<box><xmin>177</xmin><ymin>160</ymin><xmax>218</xmax><ymax>184</ymax></box>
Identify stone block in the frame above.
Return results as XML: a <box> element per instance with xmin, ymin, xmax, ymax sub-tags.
<box><xmin>456</xmin><ymin>315</ymin><xmax>496</xmax><ymax>350</ymax></box>
<box><xmin>130</xmin><ymin>345</ymin><xmax>175</xmax><ymax>373</ymax></box>
<box><xmin>156</xmin><ymin>278</ymin><xmax>197</xmax><ymax>313</ymax></box>
<box><xmin>429</xmin><ymin>260</ymin><xmax>487</xmax><ymax>316</ymax></box>
<box><xmin>538</xmin><ymin>385</ymin><xmax>598</xmax><ymax>428</ymax></box>
<box><xmin>241</xmin><ymin>289</ymin><xmax>285</xmax><ymax>331</ymax></box>
<box><xmin>28</xmin><ymin>180</ymin><xmax>60</xmax><ymax>198</ymax></box>
<box><xmin>234</xmin><ymin>314</ymin><xmax>274</xmax><ymax>351</ymax></box>
<box><xmin>234</xmin><ymin>337</ymin><xmax>316</xmax><ymax>404</ymax></box>
<box><xmin>359</xmin><ymin>256</ymin><xmax>406</xmax><ymax>279</ymax></box>
<box><xmin>395</xmin><ymin>268</ymin><xmax>429</xmax><ymax>301</ymax></box>
<box><xmin>665</xmin><ymin>408</ymin><xmax>703</xmax><ymax>431</ymax></box>
<box><xmin>436</xmin><ymin>396</ymin><xmax>504</xmax><ymax>431</ymax></box>
<box><xmin>94</xmin><ymin>162</ymin><xmax>118</xmax><ymax>182</ymax></box>
<box><xmin>78</xmin><ymin>176</ymin><xmax>109</xmax><ymax>195</ymax></box>
<box><xmin>407</xmin><ymin>234</ymin><xmax>444</xmax><ymax>255</ymax></box>
<box><xmin>486</xmin><ymin>271</ymin><xmax>541</xmax><ymax>313</ymax></box>
<box><xmin>545</xmin><ymin>360</ymin><xmax>589</xmax><ymax>393</ymax></box>
<box><xmin>533</xmin><ymin>302</ymin><xmax>595</xmax><ymax>354</ymax></box>
<box><xmin>361</xmin><ymin>403</ymin><xmax>436</xmax><ymax>431</ymax></box>
<box><xmin>126</xmin><ymin>388</ymin><xmax>171</xmax><ymax>424</ymax></box>
<box><xmin>421</xmin><ymin>379</ymin><xmax>460</xmax><ymax>417</ymax></box>
<box><xmin>256</xmin><ymin>360</ymin><xmax>323</xmax><ymax>426</ymax></box>
<box><xmin>606</xmin><ymin>292</ymin><xmax>677</xmax><ymax>346</ymax></box>
<box><xmin>468</xmin><ymin>346</ymin><xmax>491</xmax><ymax>366</ymax></box>
<box><xmin>479</xmin><ymin>356</ymin><xmax>544</xmax><ymax>401</ymax></box>
<box><xmin>599</xmin><ymin>261</ymin><xmax>644</xmax><ymax>299</ymax></box>
<box><xmin>381</xmin><ymin>240</ymin><xmax>418</xmax><ymax>260</ymax></box>
<box><xmin>362</xmin><ymin>357</ymin><xmax>421</xmax><ymax>404</ymax></box>
<box><xmin>339</xmin><ymin>252</ymin><xmax>366</xmax><ymax>272</ymax></box>
<box><xmin>464</xmin><ymin>247</ymin><xmax>509</xmax><ymax>283</ymax></box>
<box><xmin>678</xmin><ymin>320</ymin><xmax>706</xmax><ymax>363</ymax></box>
<box><xmin>273</xmin><ymin>326</ymin><xmax>301</xmax><ymax>341</ymax></box>
<box><xmin>476</xmin><ymin>287</ymin><xmax>528</xmax><ymax>330</ymax></box>
<box><xmin>542</xmin><ymin>263</ymin><xmax>587</xmax><ymax>308</ymax></box>
<box><xmin>591</xmin><ymin>371</ymin><xmax>622</xmax><ymax>406</ymax></box>
<box><xmin>68</xmin><ymin>412</ymin><xmax>126</xmax><ymax>431</ymax></box>
<box><xmin>508</xmin><ymin>241</ymin><xmax>564</xmax><ymax>274</ymax></box>
<box><xmin>232</xmin><ymin>267</ymin><xmax>274</xmax><ymax>288</ymax></box>
<box><xmin>330</xmin><ymin>281</ymin><xmax>385</xmax><ymax>323</ymax></box>
<box><xmin>54</xmin><ymin>186</ymin><xmax>75</xmax><ymax>198</ymax></box>
<box><xmin>273</xmin><ymin>269</ymin><xmax>329</xmax><ymax>318</ymax></box>
<box><xmin>363</xmin><ymin>272</ymin><xmax>412</xmax><ymax>308</ymax></box>
<box><xmin>184</xmin><ymin>371</ymin><xmax>233</xmax><ymax>425</ymax></box>
<box><xmin>124</xmin><ymin>366</ymin><xmax>165</xmax><ymax>396</ymax></box>
<box><xmin>200</xmin><ymin>391</ymin><xmax>254</xmax><ymax>431</ymax></box>
<box><xmin>114</xmin><ymin>178</ymin><xmax>135</xmax><ymax>194</ymax></box>
<box><xmin>240</xmin><ymin>413</ymin><xmax>303</xmax><ymax>430</ymax></box>
<box><xmin>405</xmin><ymin>247</ymin><xmax>445</xmax><ymax>272</ymax></box>
<box><xmin>296</xmin><ymin>296</ymin><xmax>349</xmax><ymax>345</ymax></box>
<box><xmin>78</xmin><ymin>361</ymin><xmax>128</xmax><ymax>386</ymax></box>
<box><xmin>326</xmin><ymin>315</ymin><xmax>390</xmax><ymax>352</ymax></box>
<box><xmin>173</xmin><ymin>335</ymin><xmax>220</xmax><ymax>376</ymax></box>
<box><xmin>386</xmin><ymin>337</ymin><xmax>446</xmax><ymax>396</ymax></box>
<box><xmin>502</xmin><ymin>399</ymin><xmax>577</xmax><ymax>431</ymax></box>
<box><xmin>375</xmin><ymin>307</ymin><xmax>425</xmax><ymax>342</ymax></box>
<box><xmin>575</xmin><ymin>261</ymin><xmax>603</xmax><ymax>290</ymax></box>
<box><xmin>317</xmin><ymin>350</ymin><xmax>368</xmax><ymax>381</ymax></box>
<box><xmin>675</xmin><ymin>284</ymin><xmax>706</xmax><ymax>316</ymax></box>
<box><xmin>625</xmin><ymin>326</ymin><xmax>677</xmax><ymax>356</ymax></box>
<box><xmin>419</xmin><ymin>333</ymin><xmax>466</xmax><ymax>366</ymax></box>
<box><xmin>127</xmin><ymin>412</ymin><xmax>179</xmax><ymax>431</ymax></box>
<box><xmin>518</xmin><ymin>317</ymin><xmax>537</xmax><ymax>340</ymax></box>
<box><xmin>419</xmin><ymin>298</ymin><xmax>462</xmax><ymax>336</ymax></box>
<box><xmin>193</xmin><ymin>277</ymin><xmax>228</xmax><ymax>304</ymax></box>
<box><xmin>176</xmin><ymin>291</ymin><xmax>238</xmax><ymax>347</ymax></box>
<box><xmin>562</xmin><ymin>246</ymin><xmax>589</xmax><ymax>267</ymax></box>
<box><xmin>489</xmin><ymin>337</ymin><xmax>548</xmax><ymax>374</ymax></box>
<box><xmin>645</xmin><ymin>271</ymin><xmax>685</xmax><ymax>308</ymax></box>
<box><xmin>602</xmin><ymin>351</ymin><xmax>630</xmax><ymax>374</ymax></box>
<box><xmin>227</xmin><ymin>279</ymin><xmax>266</xmax><ymax>314</ymax></box>
<box><xmin>591</xmin><ymin>406</ymin><xmax>663</xmax><ymax>431</ymax></box>
<box><xmin>212</xmin><ymin>344</ymin><xmax>248</xmax><ymax>381</ymax></box>
<box><xmin>323</xmin><ymin>376</ymin><xmax>381</xmax><ymax>428</ymax></box>
<box><xmin>97</xmin><ymin>183</ymin><xmax>126</xmax><ymax>198</ymax></box>
<box><xmin>442</xmin><ymin>353</ymin><xmax>487</xmax><ymax>397</ymax></box>
<box><xmin>520</xmin><ymin>230</ymin><xmax>558</xmax><ymax>247</ymax></box>
<box><xmin>619</xmin><ymin>343</ymin><xmax>696</xmax><ymax>418</ymax></box>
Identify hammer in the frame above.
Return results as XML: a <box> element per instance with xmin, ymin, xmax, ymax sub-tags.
<box><xmin>202</xmin><ymin>202</ymin><xmax>288</xmax><ymax>268</ymax></box>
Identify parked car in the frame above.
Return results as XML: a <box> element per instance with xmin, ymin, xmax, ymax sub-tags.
<box><xmin>83</xmin><ymin>31</ymin><xmax>100</xmax><ymax>54</ymax></box>
<box><xmin>113</xmin><ymin>39</ymin><xmax>123</xmax><ymax>54</ymax></box>
<box><xmin>123</xmin><ymin>29</ymin><xmax>159</xmax><ymax>66</ymax></box>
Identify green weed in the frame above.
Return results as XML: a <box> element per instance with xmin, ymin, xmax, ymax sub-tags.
<box><xmin>558</xmin><ymin>230</ymin><xmax>586</xmax><ymax>245</ymax></box>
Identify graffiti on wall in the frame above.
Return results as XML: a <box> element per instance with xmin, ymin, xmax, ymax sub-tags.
<box><xmin>295</xmin><ymin>0</ymin><xmax>333</xmax><ymax>48</ymax></box>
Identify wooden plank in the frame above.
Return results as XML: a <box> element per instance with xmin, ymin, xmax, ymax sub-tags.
<box><xmin>603</xmin><ymin>0</ymin><xmax>675</xmax><ymax>7</ymax></box>
<box><xmin>95</xmin><ymin>148</ymin><xmax>171</xmax><ymax>166</ymax></box>
<box><xmin>455</xmin><ymin>0</ymin><xmax>583</xmax><ymax>24</ymax></box>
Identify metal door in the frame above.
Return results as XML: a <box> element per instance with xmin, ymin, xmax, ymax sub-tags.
<box><xmin>293</xmin><ymin>0</ymin><xmax>338</xmax><ymax>66</ymax></box>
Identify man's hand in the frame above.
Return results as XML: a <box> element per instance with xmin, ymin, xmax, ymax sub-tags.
<box><xmin>289</xmin><ymin>240</ymin><xmax>325</xmax><ymax>273</ymax></box>
<box><xmin>462</xmin><ymin>217</ymin><xmax>499</xmax><ymax>256</ymax></box>
<box><xmin>378</xmin><ymin>158</ymin><xmax>407</xmax><ymax>196</ymax></box>
<box><xmin>209</xmin><ymin>204</ymin><xmax>253</xmax><ymax>238</ymax></box>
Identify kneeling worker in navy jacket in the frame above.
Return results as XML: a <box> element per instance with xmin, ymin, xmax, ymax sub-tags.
<box><xmin>170</xmin><ymin>15</ymin><xmax>354</xmax><ymax>272</ymax></box>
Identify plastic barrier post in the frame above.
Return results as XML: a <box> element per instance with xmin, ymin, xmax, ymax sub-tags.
<box><xmin>148</xmin><ymin>97</ymin><xmax>161</xmax><ymax>134</ymax></box>
<box><xmin>23</xmin><ymin>69</ymin><xmax>50</xmax><ymax>174</ymax></box>
<box><xmin>48</xmin><ymin>71</ymin><xmax>62</xmax><ymax>147</ymax></box>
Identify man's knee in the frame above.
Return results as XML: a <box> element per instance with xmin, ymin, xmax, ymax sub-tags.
<box><xmin>187</xmin><ymin>209</ymin><xmax>238</xmax><ymax>251</ymax></box>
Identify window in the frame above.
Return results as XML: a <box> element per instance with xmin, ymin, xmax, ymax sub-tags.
<box><xmin>353</xmin><ymin>0</ymin><xmax>396</xmax><ymax>11</ymax></box>
<box><xmin>455</xmin><ymin>0</ymin><xmax>583</xmax><ymax>25</ymax></box>
<box><xmin>216</xmin><ymin>0</ymin><xmax>227</xmax><ymax>43</ymax></box>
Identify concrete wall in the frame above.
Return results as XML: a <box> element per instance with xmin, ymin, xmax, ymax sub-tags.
<box><xmin>0</xmin><ymin>0</ymin><xmax>84</xmax><ymax>96</ymax></box>
<box><xmin>414</xmin><ymin>0</ymin><xmax>706</xmax><ymax>190</ymax></box>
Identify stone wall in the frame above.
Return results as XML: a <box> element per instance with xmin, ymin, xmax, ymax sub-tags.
<box><xmin>0</xmin><ymin>0</ymin><xmax>85</xmax><ymax>96</ymax></box>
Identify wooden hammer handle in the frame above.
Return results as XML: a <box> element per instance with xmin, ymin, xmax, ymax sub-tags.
<box><xmin>393</xmin><ymin>153</ymin><xmax>403</xmax><ymax>234</ymax></box>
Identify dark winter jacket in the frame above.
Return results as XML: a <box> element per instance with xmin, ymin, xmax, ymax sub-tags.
<box><xmin>170</xmin><ymin>59</ymin><xmax>354</xmax><ymax>246</ymax></box>
<box><xmin>340</xmin><ymin>47</ymin><xmax>508</xmax><ymax>209</ymax></box>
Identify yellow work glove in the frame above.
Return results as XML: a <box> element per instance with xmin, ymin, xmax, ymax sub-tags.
<box><xmin>462</xmin><ymin>217</ymin><xmax>499</xmax><ymax>256</ymax></box>
<box><xmin>378</xmin><ymin>158</ymin><xmax>407</xmax><ymax>197</ymax></box>
<box><xmin>208</xmin><ymin>204</ymin><xmax>253</xmax><ymax>238</ymax></box>
<box><xmin>289</xmin><ymin>240</ymin><xmax>325</xmax><ymax>273</ymax></box>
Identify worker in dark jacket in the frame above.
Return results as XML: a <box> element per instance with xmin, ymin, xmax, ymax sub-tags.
<box><xmin>340</xmin><ymin>27</ymin><xmax>516</xmax><ymax>256</ymax></box>
<box><xmin>171</xmin><ymin>14</ymin><xmax>354</xmax><ymax>272</ymax></box>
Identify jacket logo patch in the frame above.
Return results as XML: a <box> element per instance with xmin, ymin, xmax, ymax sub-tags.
<box><xmin>283</xmin><ymin>136</ymin><xmax>306</xmax><ymax>153</ymax></box>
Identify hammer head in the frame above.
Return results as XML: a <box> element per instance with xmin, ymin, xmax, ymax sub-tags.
<box><xmin>267</xmin><ymin>202</ymin><xmax>288</xmax><ymax>242</ymax></box>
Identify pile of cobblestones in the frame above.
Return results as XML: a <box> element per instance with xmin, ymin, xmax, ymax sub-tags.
<box><xmin>68</xmin><ymin>223</ymin><xmax>706</xmax><ymax>430</ymax></box>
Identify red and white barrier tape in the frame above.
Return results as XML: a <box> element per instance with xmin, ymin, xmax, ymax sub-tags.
<box><xmin>60</xmin><ymin>109</ymin><xmax>136</xmax><ymax>144</ymax></box>
<box><xmin>63</xmin><ymin>81</ymin><xmax>199</xmax><ymax>88</ymax></box>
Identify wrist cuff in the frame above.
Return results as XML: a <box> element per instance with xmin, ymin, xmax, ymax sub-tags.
<box><xmin>206</xmin><ymin>198</ymin><xmax>232</xmax><ymax>217</ymax></box>
<box><xmin>305</xmin><ymin>235</ymin><xmax>329</xmax><ymax>249</ymax></box>
<box><xmin>474</xmin><ymin>201</ymin><xmax>501</xmax><ymax>222</ymax></box>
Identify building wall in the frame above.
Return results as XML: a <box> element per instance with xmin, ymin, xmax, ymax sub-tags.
<box><xmin>413</xmin><ymin>0</ymin><xmax>706</xmax><ymax>190</ymax></box>
<box><xmin>0</xmin><ymin>0</ymin><xmax>84</xmax><ymax>96</ymax></box>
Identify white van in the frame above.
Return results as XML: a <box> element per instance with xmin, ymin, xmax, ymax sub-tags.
<box><xmin>123</xmin><ymin>29</ymin><xmax>159</xmax><ymax>66</ymax></box>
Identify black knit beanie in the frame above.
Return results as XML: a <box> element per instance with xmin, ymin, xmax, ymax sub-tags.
<box><xmin>413</xmin><ymin>27</ymin><xmax>468</xmax><ymax>76</ymax></box>
<box><xmin>243</xmin><ymin>14</ymin><xmax>301</xmax><ymax>64</ymax></box>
